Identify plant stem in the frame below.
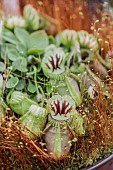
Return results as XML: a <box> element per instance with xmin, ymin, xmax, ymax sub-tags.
<box><xmin>97</xmin><ymin>53</ymin><xmax>111</xmax><ymax>69</ymax></box>
<box><xmin>0</xmin><ymin>98</ymin><xmax>8</xmax><ymax>109</ymax></box>
<box><xmin>33</xmin><ymin>66</ymin><xmax>40</xmax><ymax>94</ymax></box>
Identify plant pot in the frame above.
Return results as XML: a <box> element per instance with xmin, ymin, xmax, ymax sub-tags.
<box><xmin>82</xmin><ymin>153</ymin><xmax>113</xmax><ymax>170</ymax></box>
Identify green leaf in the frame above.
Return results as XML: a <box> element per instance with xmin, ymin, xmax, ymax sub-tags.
<box><xmin>1</xmin><ymin>44</ymin><xmax>7</xmax><ymax>59</ymax></box>
<box><xmin>19</xmin><ymin>104</ymin><xmax>47</xmax><ymax>137</ymax></box>
<box><xmin>27</xmin><ymin>48</ymin><xmax>44</xmax><ymax>55</ymax></box>
<box><xmin>6</xmin><ymin>77</ymin><xmax>19</xmax><ymax>88</ymax></box>
<box><xmin>28</xmin><ymin>30</ymin><xmax>49</xmax><ymax>50</ymax></box>
<box><xmin>1</xmin><ymin>43</ymin><xmax>16</xmax><ymax>60</ymax></box>
<box><xmin>28</xmin><ymin>80</ymin><xmax>36</xmax><ymax>93</ymax></box>
<box><xmin>65</xmin><ymin>76</ymin><xmax>81</xmax><ymax>106</ymax></box>
<box><xmin>0</xmin><ymin>62</ymin><xmax>4</xmax><ymax>72</ymax></box>
<box><xmin>15</xmin><ymin>79</ymin><xmax>25</xmax><ymax>90</ymax></box>
<box><xmin>2</xmin><ymin>29</ymin><xmax>19</xmax><ymax>44</ymax></box>
<box><xmin>72</xmin><ymin>114</ymin><xmax>85</xmax><ymax>135</ymax></box>
<box><xmin>12</xmin><ymin>57</ymin><xmax>27</xmax><ymax>72</ymax></box>
<box><xmin>14</xmin><ymin>27</ymin><xmax>29</xmax><ymax>48</ymax></box>
<box><xmin>9</xmin><ymin>91</ymin><xmax>37</xmax><ymax>115</ymax></box>
<box><xmin>0</xmin><ymin>101</ymin><xmax>5</xmax><ymax>124</ymax></box>
<box><xmin>36</xmin><ymin>63</ymin><xmax>41</xmax><ymax>73</ymax></box>
<box><xmin>46</xmin><ymin>82</ymin><xmax>53</xmax><ymax>94</ymax></box>
<box><xmin>0</xmin><ymin>74</ymin><xmax>3</xmax><ymax>89</ymax></box>
<box><xmin>16</xmin><ymin>43</ymin><xmax>27</xmax><ymax>56</ymax></box>
<box><xmin>49</xmin><ymin>35</ymin><xmax>55</xmax><ymax>44</ymax></box>
<box><xmin>8</xmin><ymin>48</ymin><xmax>20</xmax><ymax>61</ymax></box>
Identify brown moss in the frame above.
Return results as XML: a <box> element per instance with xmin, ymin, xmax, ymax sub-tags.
<box><xmin>0</xmin><ymin>77</ymin><xmax>113</xmax><ymax>169</ymax></box>
<box><xmin>0</xmin><ymin>118</ymin><xmax>56</xmax><ymax>169</ymax></box>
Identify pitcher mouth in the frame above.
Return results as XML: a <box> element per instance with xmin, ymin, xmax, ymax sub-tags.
<box><xmin>78</xmin><ymin>30</ymin><xmax>98</xmax><ymax>50</ymax></box>
<box><xmin>49</xmin><ymin>95</ymin><xmax>76</xmax><ymax>121</ymax></box>
<box><xmin>46</xmin><ymin>54</ymin><xmax>63</xmax><ymax>72</ymax></box>
<box><xmin>41</xmin><ymin>48</ymin><xmax>66</xmax><ymax>79</ymax></box>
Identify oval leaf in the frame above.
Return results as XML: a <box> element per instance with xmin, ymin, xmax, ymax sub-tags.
<box><xmin>0</xmin><ymin>74</ymin><xmax>3</xmax><ymax>89</ymax></box>
<box><xmin>16</xmin><ymin>43</ymin><xmax>27</xmax><ymax>56</ymax></box>
<box><xmin>12</xmin><ymin>57</ymin><xmax>27</xmax><ymax>72</ymax></box>
<box><xmin>46</xmin><ymin>82</ymin><xmax>53</xmax><ymax>94</ymax></box>
<box><xmin>27</xmin><ymin>48</ymin><xmax>44</xmax><ymax>55</ymax></box>
<box><xmin>8</xmin><ymin>48</ymin><xmax>20</xmax><ymax>61</ymax></box>
<box><xmin>1</xmin><ymin>43</ymin><xmax>16</xmax><ymax>60</ymax></box>
<box><xmin>15</xmin><ymin>79</ymin><xmax>25</xmax><ymax>90</ymax></box>
<box><xmin>49</xmin><ymin>35</ymin><xmax>55</xmax><ymax>44</ymax></box>
<box><xmin>6</xmin><ymin>77</ymin><xmax>19</xmax><ymax>88</ymax></box>
<box><xmin>14</xmin><ymin>27</ymin><xmax>29</xmax><ymax>48</ymax></box>
<box><xmin>28</xmin><ymin>80</ymin><xmax>36</xmax><ymax>93</ymax></box>
<box><xmin>36</xmin><ymin>63</ymin><xmax>41</xmax><ymax>73</ymax></box>
<box><xmin>0</xmin><ymin>62</ymin><xmax>4</xmax><ymax>72</ymax></box>
<box><xmin>2</xmin><ymin>29</ymin><xmax>19</xmax><ymax>44</ymax></box>
<box><xmin>28</xmin><ymin>30</ymin><xmax>49</xmax><ymax>50</ymax></box>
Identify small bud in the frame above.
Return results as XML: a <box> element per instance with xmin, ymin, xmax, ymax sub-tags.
<box><xmin>27</xmin><ymin>55</ymin><xmax>34</xmax><ymax>63</ymax></box>
<box><xmin>37</xmin><ymin>93</ymin><xmax>43</xmax><ymax>102</ymax></box>
<box><xmin>5</xmin><ymin>16</ymin><xmax>26</xmax><ymax>29</ymax></box>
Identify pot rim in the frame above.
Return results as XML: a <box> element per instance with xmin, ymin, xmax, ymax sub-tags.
<box><xmin>82</xmin><ymin>153</ymin><xmax>113</xmax><ymax>170</ymax></box>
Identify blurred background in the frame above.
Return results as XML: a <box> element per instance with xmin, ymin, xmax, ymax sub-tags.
<box><xmin>1</xmin><ymin>0</ymin><xmax>113</xmax><ymax>55</ymax></box>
